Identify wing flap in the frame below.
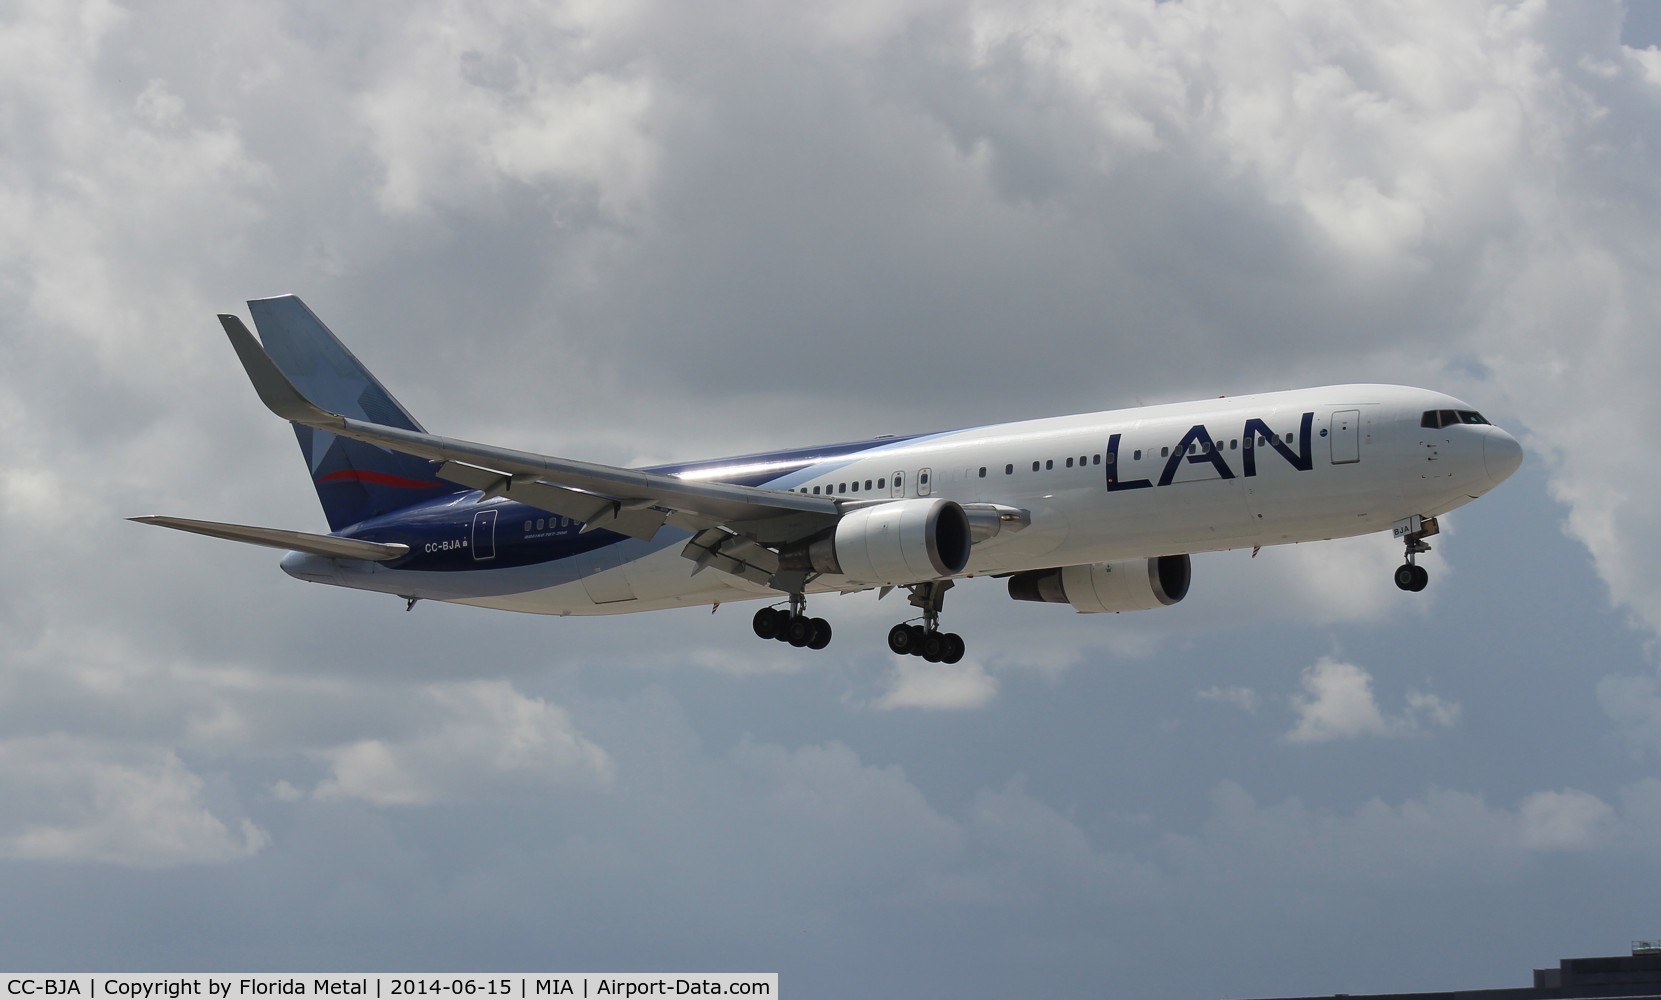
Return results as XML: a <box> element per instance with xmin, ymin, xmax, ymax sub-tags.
<box><xmin>130</xmin><ymin>515</ymin><xmax>410</xmax><ymax>562</ymax></box>
<box><xmin>435</xmin><ymin>461</ymin><xmax>672</xmax><ymax>541</ymax></box>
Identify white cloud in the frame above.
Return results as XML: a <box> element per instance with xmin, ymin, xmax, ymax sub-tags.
<box><xmin>1517</xmin><ymin>789</ymin><xmax>1618</xmax><ymax>852</ymax></box>
<box><xmin>1198</xmin><ymin>685</ymin><xmax>1261</xmax><ymax>714</ymax></box>
<box><xmin>311</xmin><ymin>681</ymin><xmax>613</xmax><ymax>806</ymax></box>
<box><xmin>1164</xmin><ymin>778</ymin><xmax>1647</xmax><ymax>901</ymax></box>
<box><xmin>1597</xmin><ymin>670</ymin><xmax>1661</xmax><ymax>756</ymax></box>
<box><xmin>1406</xmin><ymin>690</ymin><xmax>1462</xmax><ymax>730</ymax></box>
<box><xmin>352</xmin><ymin>3</ymin><xmax>659</xmax><ymax>218</ymax></box>
<box><xmin>1285</xmin><ymin>658</ymin><xmax>1393</xmax><ymax>742</ymax></box>
<box><xmin>4</xmin><ymin>0</ymin><xmax>1661</xmax><ymax>990</ymax></box>
<box><xmin>0</xmin><ymin>738</ymin><xmax>268</xmax><ymax>868</ymax></box>
<box><xmin>1285</xmin><ymin>658</ymin><xmax>1460</xmax><ymax>743</ymax></box>
<box><xmin>868</xmin><ymin>657</ymin><xmax>999</xmax><ymax>711</ymax></box>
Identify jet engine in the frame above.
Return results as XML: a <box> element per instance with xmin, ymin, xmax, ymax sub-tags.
<box><xmin>1007</xmin><ymin>555</ymin><xmax>1191</xmax><ymax>613</ymax></box>
<box><xmin>789</xmin><ymin>498</ymin><xmax>972</xmax><ymax>586</ymax></box>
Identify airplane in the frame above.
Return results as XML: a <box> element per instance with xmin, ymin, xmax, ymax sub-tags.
<box><xmin>133</xmin><ymin>295</ymin><xmax>1524</xmax><ymax>663</ymax></box>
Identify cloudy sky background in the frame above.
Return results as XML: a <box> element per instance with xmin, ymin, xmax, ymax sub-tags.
<box><xmin>5</xmin><ymin>0</ymin><xmax>1661</xmax><ymax>995</ymax></box>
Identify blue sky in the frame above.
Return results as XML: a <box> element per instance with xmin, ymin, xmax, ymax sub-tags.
<box><xmin>4</xmin><ymin>2</ymin><xmax>1661</xmax><ymax>997</ymax></box>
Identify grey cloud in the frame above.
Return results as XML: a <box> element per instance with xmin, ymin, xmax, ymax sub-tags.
<box><xmin>7</xmin><ymin>0</ymin><xmax>1661</xmax><ymax>995</ymax></box>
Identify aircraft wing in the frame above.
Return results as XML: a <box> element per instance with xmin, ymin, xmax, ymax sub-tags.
<box><xmin>220</xmin><ymin>315</ymin><xmax>843</xmax><ymax>549</ymax></box>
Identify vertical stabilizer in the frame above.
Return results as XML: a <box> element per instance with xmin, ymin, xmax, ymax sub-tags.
<box><xmin>247</xmin><ymin>295</ymin><xmax>457</xmax><ymax>531</ymax></box>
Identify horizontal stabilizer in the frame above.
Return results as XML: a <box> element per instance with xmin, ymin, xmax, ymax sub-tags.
<box><xmin>130</xmin><ymin>515</ymin><xmax>410</xmax><ymax>562</ymax></box>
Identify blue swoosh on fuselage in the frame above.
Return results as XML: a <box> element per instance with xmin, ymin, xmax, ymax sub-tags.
<box><xmin>334</xmin><ymin>431</ymin><xmax>937</xmax><ymax>573</ymax></box>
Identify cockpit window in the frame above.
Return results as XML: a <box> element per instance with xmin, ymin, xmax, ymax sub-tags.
<box><xmin>1421</xmin><ymin>409</ymin><xmax>1491</xmax><ymax>429</ymax></box>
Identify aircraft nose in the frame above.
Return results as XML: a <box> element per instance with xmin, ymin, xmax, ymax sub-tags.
<box><xmin>1485</xmin><ymin>427</ymin><xmax>1524</xmax><ymax>487</ymax></box>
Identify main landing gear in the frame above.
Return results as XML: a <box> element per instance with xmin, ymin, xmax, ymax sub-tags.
<box><xmin>885</xmin><ymin>581</ymin><xmax>965</xmax><ymax>664</ymax></box>
<box><xmin>748</xmin><ymin>582</ymin><xmax>970</xmax><ymax>661</ymax></box>
<box><xmin>752</xmin><ymin>594</ymin><xmax>832</xmax><ymax>650</ymax></box>
<box><xmin>1394</xmin><ymin>516</ymin><xmax>1438</xmax><ymax>593</ymax></box>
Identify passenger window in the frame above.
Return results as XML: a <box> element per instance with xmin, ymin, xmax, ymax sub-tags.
<box><xmin>1066</xmin><ymin>457</ymin><xmax>1074</xmax><ymax>468</ymax></box>
<box><xmin>865</xmin><ymin>479</ymin><xmax>872</xmax><ymax>490</ymax></box>
<box><xmin>1045</xmin><ymin>459</ymin><xmax>1054</xmax><ymax>470</ymax></box>
<box><xmin>1092</xmin><ymin>454</ymin><xmax>1100</xmax><ymax>465</ymax></box>
<box><xmin>1133</xmin><ymin>450</ymin><xmax>1142</xmax><ymax>460</ymax></box>
<box><xmin>524</xmin><ymin>521</ymin><xmax>532</xmax><ymax>532</ymax></box>
<box><xmin>1032</xmin><ymin>461</ymin><xmax>1040</xmax><ymax>472</ymax></box>
<box><xmin>1161</xmin><ymin>447</ymin><xmax>1170</xmax><ymax>457</ymax></box>
<box><xmin>1230</xmin><ymin>439</ymin><xmax>1238</xmax><ymax>450</ymax></box>
<box><xmin>838</xmin><ymin>483</ymin><xmax>846</xmax><ymax>493</ymax></box>
<box><xmin>537</xmin><ymin>518</ymin><xmax>546</xmax><ymax>531</ymax></box>
<box><xmin>878</xmin><ymin>478</ymin><xmax>886</xmax><ymax>489</ymax></box>
<box><xmin>812</xmin><ymin>486</ymin><xmax>820</xmax><ymax>494</ymax></box>
<box><xmin>1005</xmin><ymin>464</ymin><xmax>1014</xmax><ymax>475</ymax></box>
<box><xmin>1104</xmin><ymin>452</ymin><xmax>1115</xmax><ymax>465</ymax></box>
<box><xmin>978</xmin><ymin>467</ymin><xmax>986</xmax><ymax>478</ymax></box>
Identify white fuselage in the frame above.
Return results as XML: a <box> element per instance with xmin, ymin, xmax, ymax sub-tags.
<box><xmin>285</xmin><ymin>384</ymin><xmax>1520</xmax><ymax>615</ymax></box>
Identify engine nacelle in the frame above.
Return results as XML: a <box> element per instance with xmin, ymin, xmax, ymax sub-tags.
<box><xmin>1007</xmin><ymin>555</ymin><xmax>1191</xmax><ymax>613</ymax></box>
<box><xmin>792</xmin><ymin>498</ymin><xmax>972</xmax><ymax>586</ymax></box>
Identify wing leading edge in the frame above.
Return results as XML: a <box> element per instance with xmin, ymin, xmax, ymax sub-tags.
<box><xmin>218</xmin><ymin>314</ymin><xmax>845</xmax><ymax>549</ymax></box>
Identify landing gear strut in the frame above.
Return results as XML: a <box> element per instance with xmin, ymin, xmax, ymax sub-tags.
<box><xmin>1394</xmin><ymin>516</ymin><xmax>1437</xmax><ymax>592</ymax></box>
<box><xmin>886</xmin><ymin>581</ymin><xmax>966</xmax><ymax>663</ymax></box>
<box><xmin>752</xmin><ymin>593</ymin><xmax>831</xmax><ymax>650</ymax></box>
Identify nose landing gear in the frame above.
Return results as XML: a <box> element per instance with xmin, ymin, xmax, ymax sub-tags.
<box><xmin>1393</xmin><ymin>515</ymin><xmax>1437</xmax><ymax>592</ymax></box>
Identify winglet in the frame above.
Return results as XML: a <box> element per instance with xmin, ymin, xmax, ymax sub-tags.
<box><xmin>218</xmin><ymin>314</ymin><xmax>344</xmax><ymax>428</ymax></box>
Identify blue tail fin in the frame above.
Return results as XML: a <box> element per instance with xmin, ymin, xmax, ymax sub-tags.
<box><xmin>247</xmin><ymin>295</ymin><xmax>458</xmax><ymax>531</ymax></box>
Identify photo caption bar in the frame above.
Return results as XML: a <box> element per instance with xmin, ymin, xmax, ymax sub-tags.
<box><xmin>2</xmin><ymin>976</ymin><xmax>776</xmax><ymax>1000</ymax></box>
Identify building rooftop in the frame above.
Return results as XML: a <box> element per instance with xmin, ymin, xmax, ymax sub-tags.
<box><xmin>1234</xmin><ymin>944</ymin><xmax>1661</xmax><ymax>1000</ymax></box>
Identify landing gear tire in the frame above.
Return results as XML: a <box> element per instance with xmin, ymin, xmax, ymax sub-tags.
<box><xmin>807</xmin><ymin>618</ymin><xmax>832</xmax><ymax>650</ymax></box>
<box><xmin>1394</xmin><ymin>564</ymin><xmax>1429</xmax><ymax>592</ymax></box>
<box><xmin>755</xmin><ymin>594</ymin><xmax>833</xmax><ymax>652</ymax></box>
<box><xmin>786</xmin><ymin>615</ymin><xmax>816</xmax><ymax>647</ymax></box>
<box><xmin>888</xmin><ymin>581</ymin><xmax>969</xmax><ymax>661</ymax></box>
<box><xmin>753</xmin><ymin>607</ymin><xmax>783</xmax><ymax>639</ymax></box>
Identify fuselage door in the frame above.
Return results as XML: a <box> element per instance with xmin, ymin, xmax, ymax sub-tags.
<box><xmin>1331</xmin><ymin>409</ymin><xmax>1361</xmax><ymax>465</ymax></box>
<box><xmin>890</xmin><ymin>471</ymin><xmax>905</xmax><ymax>498</ymax></box>
<box><xmin>471</xmin><ymin>508</ymin><xmax>498</xmax><ymax>561</ymax></box>
<box><xmin>917</xmin><ymin>468</ymin><xmax>933</xmax><ymax>497</ymax></box>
